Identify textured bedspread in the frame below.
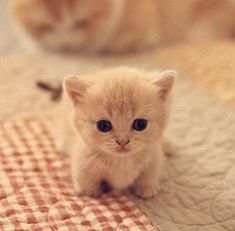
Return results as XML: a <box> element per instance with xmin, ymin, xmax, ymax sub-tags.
<box><xmin>0</xmin><ymin>118</ymin><xmax>156</xmax><ymax>230</ymax></box>
<box><xmin>131</xmin><ymin>77</ymin><xmax>235</xmax><ymax>231</ymax></box>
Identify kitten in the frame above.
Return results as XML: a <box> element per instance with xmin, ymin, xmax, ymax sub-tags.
<box><xmin>10</xmin><ymin>0</ymin><xmax>235</xmax><ymax>53</ymax></box>
<box><xmin>60</xmin><ymin>67</ymin><xmax>176</xmax><ymax>198</ymax></box>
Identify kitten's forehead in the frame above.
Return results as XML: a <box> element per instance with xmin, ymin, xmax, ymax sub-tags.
<box><xmin>102</xmin><ymin>78</ymin><xmax>138</xmax><ymax>117</ymax></box>
<box><xmin>87</xmin><ymin>74</ymin><xmax>157</xmax><ymax>119</ymax></box>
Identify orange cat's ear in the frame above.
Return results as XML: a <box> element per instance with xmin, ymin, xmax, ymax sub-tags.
<box><xmin>63</xmin><ymin>76</ymin><xmax>91</xmax><ymax>106</ymax></box>
<box><xmin>152</xmin><ymin>70</ymin><xmax>177</xmax><ymax>101</ymax></box>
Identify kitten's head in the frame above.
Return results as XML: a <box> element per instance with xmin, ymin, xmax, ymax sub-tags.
<box><xmin>10</xmin><ymin>0</ymin><xmax>112</xmax><ymax>52</ymax></box>
<box><xmin>64</xmin><ymin>67</ymin><xmax>176</xmax><ymax>156</ymax></box>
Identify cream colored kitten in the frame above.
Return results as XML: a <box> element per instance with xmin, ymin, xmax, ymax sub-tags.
<box><xmin>10</xmin><ymin>0</ymin><xmax>235</xmax><ymax>53</ymax></box>
<box><xmin>60</xmin><ymin>67</ymin><xmax>176</xmax><ymax>199</ymax></box>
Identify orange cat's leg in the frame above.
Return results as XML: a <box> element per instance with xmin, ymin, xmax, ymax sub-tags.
<box><xmin>133</xmin><ymin>148</ymin><xmax>163</xmax><ymax>199</ymax></box>
<box><xmin>133</xmin><ymin>165</ymin><xmax>161</xmax><ymax>199</ymax></box>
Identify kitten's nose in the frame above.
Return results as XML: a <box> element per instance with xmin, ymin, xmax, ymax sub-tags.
<box><xmin>116</xmin><ymin>139</ymin><xmax>130</xmax><ymax>147</ymax></box>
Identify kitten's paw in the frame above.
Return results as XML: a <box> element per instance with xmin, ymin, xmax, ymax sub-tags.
<box><xmin>134</xmin><ymin>185</ymin><xmax>160</xmax><ymax>199</ymax></box>
<box><xmin>77</xmin><ymin>189</ymin><xmax>101</xmax><ymax>197</ymax></box>
<box><xmin>73</xmin><ymin>182</ymin><xmax>101</xmax><ymax>197</ymax></box>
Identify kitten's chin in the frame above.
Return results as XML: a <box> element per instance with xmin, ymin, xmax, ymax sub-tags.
<box><xmin>111</xmin><ymin>151</ymin><xmax>133</xmax><ymax>157</ymax></box>
<box><xmin>115</xmin><ymin>147</ymin><xmax>130</xmax><ymax>154</ymax></box>
<box><xmin>100</xmin><ymin>148</ymin><xmax>132</xmax><ymax>157</ymax></box>
<box><xmin>101</xmin><ymin>147</ymin><xmax>144</xmax><ymax>157</ymax></box>
<box><xmin>99</xmin><ymin>144</ymin><xmax>145</xmax><ymax>157</ymax></box>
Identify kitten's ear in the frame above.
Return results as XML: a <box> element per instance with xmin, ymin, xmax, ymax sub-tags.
<box><xmin>151</xmin><ymin>70</ymin><xmax>177</xmax><ymax>101</ymax></box>
<box><xmin>63</xmin><ymin>76</ymin><xmax>91</xmax><ymax>106</ymax></box>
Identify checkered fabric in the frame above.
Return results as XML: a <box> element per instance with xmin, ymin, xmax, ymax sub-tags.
<box><xmin>0</xmin><ymin>119</ymin><xmax>158</xmax><ymax>231</ymax></box>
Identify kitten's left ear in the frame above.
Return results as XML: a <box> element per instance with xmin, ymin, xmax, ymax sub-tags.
<box><xmin>152</xmin><ymin>70</ymin><xmax>177</xmax><ymax>101</ymax></box>
<box><xmin>63</xmin><ymin>75</ymin><xmax>91</xmax><ymax>106</ymax></box>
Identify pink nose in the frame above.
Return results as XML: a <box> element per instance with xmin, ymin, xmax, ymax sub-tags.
<box><xmin>116</xmin><ymin>139</ymin><xmax>130</xmax><ymax>147</ymax></box>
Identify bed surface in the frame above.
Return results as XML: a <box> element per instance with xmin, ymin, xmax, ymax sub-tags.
<box><xmin>0</xmin><ymin>118</ymin><xmax>157</xmax><ymax>230</ymax></box>
<box><xmin>0</xmin><ymin>50</ymin><xmax>235</xmax><ymax>230</ymax></box>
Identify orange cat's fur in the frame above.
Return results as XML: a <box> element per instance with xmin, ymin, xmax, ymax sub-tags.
<box><xmin>59</xmin><ymin>67</ymin><xmax>176</xmax><ymax>198</ymax></box>
<box><xmin>10</xmin><ymin>0</ymin><xmax>235</xmax><ymax>53</ymax></box>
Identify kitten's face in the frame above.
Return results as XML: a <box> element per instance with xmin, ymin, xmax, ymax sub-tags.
<box><xmin>64</xmin><ymin>68</ymin><xmax>176</xmax><ymax>156</ymax></box>
<box><xmin>11</xmin><ymin>0</ymin><xmax>112</xmax><ymax>51</ymax></box>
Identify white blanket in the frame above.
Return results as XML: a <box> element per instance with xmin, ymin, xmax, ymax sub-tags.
<box><xmin>131</xmin><ymin>76</ymin><xmax>235</xmax><ymax>231</ymax></box>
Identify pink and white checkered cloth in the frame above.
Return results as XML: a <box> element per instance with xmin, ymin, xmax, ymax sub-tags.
<box><xmin>0</xmin><ymin>119</ymin><xmax>157</xmax><ymax>230</ymax></box>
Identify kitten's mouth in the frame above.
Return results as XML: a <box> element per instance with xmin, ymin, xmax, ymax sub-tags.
<box><xmin>115</xmin><ymin>146</ymin><xmax>130</xmax><ymax>153</ymax></box>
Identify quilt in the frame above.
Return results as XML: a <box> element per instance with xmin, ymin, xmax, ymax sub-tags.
<box><xmin>0</xmin><ymin>118</ymin><xmax>157</xmax><ymax>230</ymax></box>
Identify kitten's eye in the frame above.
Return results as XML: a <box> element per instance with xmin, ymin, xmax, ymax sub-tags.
<box><xmin>97</xmin><ymin>120</ymin><xmax>112</xmax><ymax>132</ymax></box>
<box><xmin>132</xmin><ymin>119</ymin><xmax>148</xmax><ymax>131</ymax></box>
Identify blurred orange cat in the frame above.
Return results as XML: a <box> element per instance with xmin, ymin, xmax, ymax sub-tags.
<box><xmin>10</xmin><ymin>0</ymin><xmax>235</xmax><ymax>53</ymax></box>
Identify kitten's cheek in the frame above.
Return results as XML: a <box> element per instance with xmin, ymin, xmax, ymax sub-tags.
<box><xmin>135</xmin><ymin>143</ymin><xmax>146</xmax><ymax>153</ymax></box>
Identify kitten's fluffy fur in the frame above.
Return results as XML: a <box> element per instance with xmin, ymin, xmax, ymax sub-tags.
<box><xmin>60</xmin><ymin>67</ymin><xmax>176</xmax><ymax>198</ymax></box>
<box><xmin>10</xmin><ymin>0</ymin><xmax>235</xmax><ymax>53</ymax></box>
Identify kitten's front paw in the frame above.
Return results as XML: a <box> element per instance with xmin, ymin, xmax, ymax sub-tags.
<box><xmin>77</xmin><ymin>189</ymin><xmax>101</xmax><ymax>197</ymax></box>
<box><xmin>75</xmin><ymin>187</ymin><xmax>101</xmax><ymax>197</ymax></box>
<box><xmin>73</xmin><ymin>181</ymin><xmax>101</xmax><ymax>197</ymax></box>
<box><xmin>134</xmin><ymin>185</ymin><xmax>160</xmax><ymax>199</ymax></box>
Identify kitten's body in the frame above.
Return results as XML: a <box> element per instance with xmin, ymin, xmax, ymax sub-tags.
<box><xmin>10</xmin><ymin>0</ymin><xmax>235</xmax><ymax>53</ymax></box>
<box><xmin>59</xmin><ymin>67</ymin><xmax>176</xmax><ymax>198</ymax></box>
<box><xmin>70</xmin><ymin>138</ymin><xmax>162</xmax><ymax>195</ymax></box>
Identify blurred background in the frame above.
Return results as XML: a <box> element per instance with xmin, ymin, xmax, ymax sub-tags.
<box><xmin>2</xmin><ymin>0</ymin><xmax>235</xmax><ymax>55</ymax></box>
<box><xmin>0</xmin><ymin>0</ymin><xmax>24</xmax><ymax>54</ymax></box>
<box><xmin>0</xmin><ymin>0</ymin><xmax>235</xmax><ymax>119</ymax></box>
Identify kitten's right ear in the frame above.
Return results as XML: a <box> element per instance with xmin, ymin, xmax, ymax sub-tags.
<box><xmin>151</xmin><ymin>70</ymin><xmax>177</xmax><ymax>101</ymax></box>
<box><xmin>63</xmin><ymin>76</ymin><xmax>90</xmax><ymax>106</ymax></box>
